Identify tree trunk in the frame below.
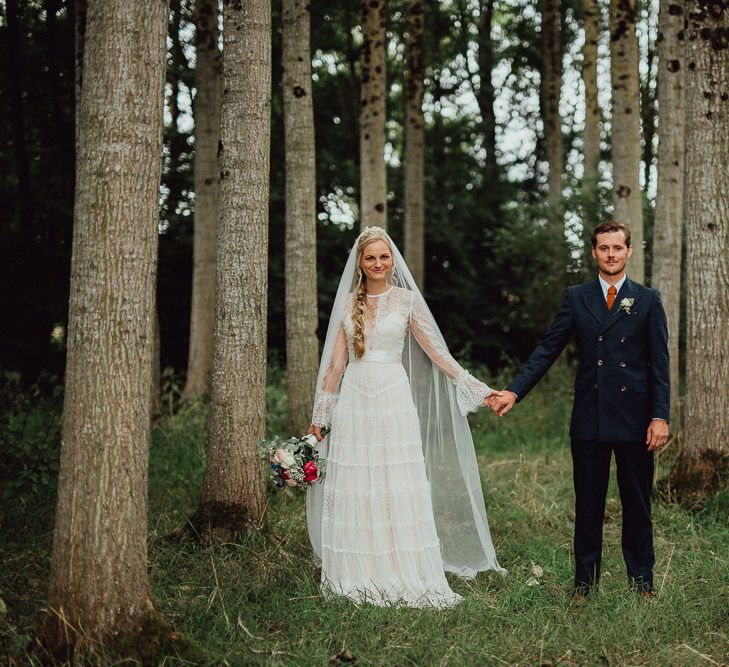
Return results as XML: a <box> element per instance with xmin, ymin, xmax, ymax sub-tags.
<box><xmin>478</xmin><ymin>0</ymin><xmax>498</xmax><ymax>193</ymax></box>
<box><xmin>360</xmin><ymin>0</ymin><xmax>387</xmax><ymax>230</ymax></box>
<box><xmin>151</xmin><ymin>307</ymin><xmax>161</xmax><ymax>417</ymax></box>
<box><xmin>667</xmin><ymin>0</ymin><xmax>729</xmax><ymax>504</ymax></box>
<box><xmin>183</xmin><ymin>0</ymin><xmax>221</xmax><ymax>401</ymax></box>
<box><xmin>5</xmin><ymin>0</ymin><xmax>33</xmax><ymax>237</ymax></box>
<box><xmin>73</xmin><ymin>0</ymin><xmax>87</xmax><ymax>147</ymax></box>
<box><xmin>404</xmin><ymin>0</ymin><xmax>425</xmax><ymax>288</ymax></box>
<box><xmin>609</xmin><ymin>0</ymin><xmax>644</xmax><ymax>282</ymax></box>
<box><xmin>582</xmin><ymin>0</ymin><xmax>601</xmax><ymax>258</ymax></box>
<box><xmin>542</xmin><ymin>0</ymin><xmax>563</xmax><ymax>207</ymax></box>
<box><xmin>44</xmin><ymin>0</ymin><xmax>170</xmax><ymax>653</ymax></box>
<box><xmin>283</xmin><ymin>0</ymin><xmax>319</xmax><ymax>434</ymax></box>
<box><xmin>652</xmin><ymin>0</ymin><xmax>685</xmax><ymax>428</ymax></box>
<box><xmin>194</xmin><ymin>0</ymin><xmax>271</xmax><ymax>540</ymax></box>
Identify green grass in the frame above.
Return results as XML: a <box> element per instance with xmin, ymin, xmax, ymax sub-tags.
<box><xmin>2</xmin><ymin>365</ymin><xmax>729</xmax><ymax>665</ymax></box>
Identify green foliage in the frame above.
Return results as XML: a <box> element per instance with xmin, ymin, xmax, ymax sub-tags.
<box><xmin>0</xmin><ymin>374</ymin><xmax>62</xmax><ymax>518</ymax></box>
<box><xmin>2</xmin><ymin>365</ymin><xmax>729</xmax><ymax>664</ymax></box>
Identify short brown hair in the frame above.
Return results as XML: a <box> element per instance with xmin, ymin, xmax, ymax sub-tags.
<box><xmin>591</xmin><ymin>221</ymin><xmax>631</xmax><ymax>248</ymax></box>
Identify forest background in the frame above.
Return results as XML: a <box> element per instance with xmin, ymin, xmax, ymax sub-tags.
<box><xmin>0</xmin><ymin>0</ymin><xmax>728</xmax><ymax>664</ymax></box>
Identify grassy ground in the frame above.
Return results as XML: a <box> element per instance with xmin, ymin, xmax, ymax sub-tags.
<box><xmin>2</xmin><ymin>365</ymin><xmax>729</xmax><ymax>665</ymax></box>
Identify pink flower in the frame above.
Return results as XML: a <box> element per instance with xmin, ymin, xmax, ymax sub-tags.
<box><xmin>273</xmin><ymin>449</ymin><xmax>286</xmax><ymax>464</ymax></box>
<box><xmin>303</xmin><ymin>461</ymin><xmax>319</xmax><ymax>483</ymax></box>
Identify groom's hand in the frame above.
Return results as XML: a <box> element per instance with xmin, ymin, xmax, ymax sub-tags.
<box><xmin>646</xmin><ymin>419</ymin><xmax>669</xmax><ymax>451</ymax></box>
<box><xmin>488</xmin><ymin>390</ymin><xmax>517</xmax><ymax>417</ymax></box>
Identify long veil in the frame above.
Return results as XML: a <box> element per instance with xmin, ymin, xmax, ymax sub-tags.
<box><xmin>306</xmin><ymin>232</ymin><xmax>504</xmax><ymax>579</ymax></box>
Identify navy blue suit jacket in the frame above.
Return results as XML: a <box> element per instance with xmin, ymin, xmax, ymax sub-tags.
<box><xmin>507</xmin><ymin>277</ymin><xmax>670</xmax><ymax>442</ymax></box>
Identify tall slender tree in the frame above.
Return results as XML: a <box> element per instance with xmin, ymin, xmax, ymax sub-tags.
<box><xmin>652</xmin><ymin>0</ymin><xmax>685</xmax><ymax>426</ymax></box>
<box><xmin>581</xmin><ymin>0</ymin><xmax>601</xmax><ymax>243</ymax></box>
<box><xmin>194</xmin><ymin>0</ymin><xmax>272</xmax><ymax>539</ymax></box>
<box><xmin>44</xmin><ymin>0</ymin><xmax>170</xmax><ymax>652</ymax></box>
<box><xmin>478</xmin><ymin>0</ymin><xmax>499</xmax><ymax>198</ymax></box>
<box><xmin>360</xmin><ymin>0</ymin><xmax>388</xmax><ymax>230</ymax></box>
<box><xmin>404</xmin><ymin>0</ymin><xmax>425</xmax><ymax>288</ymax></box>
<box><xmin>183</xmin><ymin>0</ymin><xmax>221</xmax><ymax>400</ymax></box>
<box><xmin>542</xmin><ymin>0</ymin><xmax>563</xmax><ymax>208</ymax></box>
<box><xmin>669</xmin><ymin>0</ymin><xmax>729</xmax><ymax>501</ymax></box>
<box><xmin>283</xmin><ymin>0</ymin><xmax>319</xmax><ymax>434</ymax></box>
<box><xmin>609</xmin><ymin>0</ymin><xmax>644</xmax><ymax>282</ymax></box>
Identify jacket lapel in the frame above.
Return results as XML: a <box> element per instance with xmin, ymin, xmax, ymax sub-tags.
<box><xmin>599</xmin><ymin>277</ymin><xmax>643</xmax><ymax>333</ymax></box>
<box><xmin>580</xmin><ymin>279</ymin><xmax>608</xmax><ymax>326</ymax></box>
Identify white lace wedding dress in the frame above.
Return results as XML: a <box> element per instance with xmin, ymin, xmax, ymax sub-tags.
<box><xmin>311</xmin><ymin>286</ymin><xmax>493</xmax><ymax>608</ymax></box>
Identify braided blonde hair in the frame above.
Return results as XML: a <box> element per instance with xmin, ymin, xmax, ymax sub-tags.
<box><xmin>351</xmin><ymin>228</ymin><xmax>392</xmax><ymax>358</ymax></box>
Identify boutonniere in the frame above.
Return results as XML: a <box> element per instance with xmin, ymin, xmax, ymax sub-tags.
<box><xmin>619</xmin><ymin>297</ymin><xmax>635</xmax><ymax>314</ymax></box>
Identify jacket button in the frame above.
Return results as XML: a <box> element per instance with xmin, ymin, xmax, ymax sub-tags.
<box><xmin>597</xmin><ymin>335</ymin><xmax>603</xmax><ymax>342</ymax></box>
<box><xmin>619</xmin><ymin>361</ymin><xmax>626</xmax><ymax>367</ymax></box>
<box><xmin>620</xmin><ymin>337</ymin><xmax>626</xmax><ymax>343</ymax></box>
<box><xmin>597</xmin><ymin>360</ymin><xmax>603</xmax><ymax>366</ymax></box>
<box><xmin>621</xmin><ymin>385</ymin><xmax>627</xmax><ymax>392</ymax></box>
<box><xmin>593</xmin><ymin>383</ymin><xmax>598</xmax><ymax>389</ymax></box>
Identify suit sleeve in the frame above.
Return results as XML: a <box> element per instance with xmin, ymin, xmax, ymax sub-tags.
<box><xmin>648</xmin><ymin>289</ymin><xmax>670</xmax><ymax>422</ymax></box>
<box><xmin>506</xmin><ymin>288</ymin><xmax>575</xmax><ymax>401</ymax></box>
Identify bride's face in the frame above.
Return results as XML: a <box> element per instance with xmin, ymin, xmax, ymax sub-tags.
<box><xmin>359</xmin><ymin>239</ymin><xmax>393</xmax><ymax>283</ymax></box>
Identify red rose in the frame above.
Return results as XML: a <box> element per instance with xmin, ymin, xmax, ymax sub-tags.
<box><xmin>303</xmin><ymin>461</ymin><xmax>319</xmax><ymax>483</ymax></box>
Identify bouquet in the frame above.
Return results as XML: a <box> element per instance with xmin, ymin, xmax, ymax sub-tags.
<box><xmin>259</xmin><ymin>427</ymin><xmax>330</xmax><ymax>490</ymax></box>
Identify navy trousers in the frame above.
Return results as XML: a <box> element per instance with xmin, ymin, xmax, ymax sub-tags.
<box><xmin>571</xmin><ymin>438</ymin><xmax>655</xmax><ymax>592</ymax></box>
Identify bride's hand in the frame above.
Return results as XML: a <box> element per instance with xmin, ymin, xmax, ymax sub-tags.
<box><xmin>307</xmin><ymin>424</ymin><xmax>324</xmax><ymax>442</ymax></box>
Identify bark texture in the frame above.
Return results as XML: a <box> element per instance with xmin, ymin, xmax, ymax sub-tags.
<box><xmin>196</xmin><ymin>0</ymin><xmax>271</xmax><ymax>538</ymax></box>
<box><xmin>652</xmin><ymin>0</ymin><xmax>685</xmax><ymax>426</ymax></box>
<box><xmin>360</xmin><ymin>0</ymin><xmax>388</xmax><ymax>230</ymax></box>
<box><xmin>673</xmin><ymin>0</ymin><xmax>729</xmax><ymax>500</ymax></box>
<box><xmin>283</xmin><ymin>0</ymin><xmax>319</xmax><ymax>434</ymax></box>
<box><xmin>478</xmin><ymin>0</ymin><xmax>499</xmax><ymax>193</ymax></box>
<box><xmin>582</xmin><ymin>0</ymin><xmax>601</xmax><ymax>182</ymax></box>
<box><xmin>45</xmin><ymin>0</ymin><xmax>168</xmax><ymax>650</ymax></box>
<box><xmin>609</xmin><ymin>0</ymin><xmax>644</xmax><ymax>281</ymax></box>
<box><xmin>582</xmin><ymin>0</ymin><xmax>602</xmax><ymax>264</ymax></box>
<box><xmin>542</xmin><ymin>0</ymin><xmax>563</xmax><ymax>206</ymax></box>
<box><xmin>404</xmin><ymin>0</ymin><xmax>425</xmax><ymax>288</ymax></box>
<box><xmin>183</xmin><ymin>0</ymin><xmax>221</xmax><ymax>400</ymax></box>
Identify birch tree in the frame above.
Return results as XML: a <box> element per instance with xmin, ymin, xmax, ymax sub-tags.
<box><xmin>183</xmin><ymin>0</ymin><xmax>221</xmax><ymax>400</ymax></box>
<box><xmin>283</xmin><ymin>0</ymin><xmax>319</xmax><ymax>434</ymax></box>
<box><xmin>194</xmin><ymin>0</ymin><xmax>271</xmax><ymax>539</ymax></box>
<box><xmin>404</xmin><ymin>0</ymin><xmax>425</xmax><ymax>288</ymax></box>
<box><xmin>360</xmin><ymin>0</ymin><xmax>387</xmax><ymax>230</ymax></box>
<box><xmin>652</xmin><ymin>0</ymin><xmax>685</xmax><ymax>425</ymax></box>
<box><xmin>44</xmin><ymin>0</ymin><xmax>170</xmax><ymax>651</ymax></box>
<box><xmin>609</xmin><ymin>0</ymin><xmax>644</xmax><ymax>282</ymax></box>
<box><xmin>670</xmin><ymin>0</ymin><xmax>729</xmax><ymax>501</ymax></box>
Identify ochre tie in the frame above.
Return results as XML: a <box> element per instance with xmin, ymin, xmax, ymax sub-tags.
<box><xmin>607</xmin><ymin>285</ymin><xmax>617</xmax><ymax>310</ymax></box>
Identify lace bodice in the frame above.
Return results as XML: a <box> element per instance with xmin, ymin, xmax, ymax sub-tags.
<box><xmin>312</xmin><ymin>287</ymin><xmax>492</xmax><ymax>426</ymax></box>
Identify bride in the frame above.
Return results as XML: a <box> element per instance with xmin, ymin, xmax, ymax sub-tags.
<box><xmin>306</xmin><ymin>226</ymin><xmax>505</xmax><ymax>608</ymax></box>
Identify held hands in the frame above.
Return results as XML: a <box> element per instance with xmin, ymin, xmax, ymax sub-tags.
<box><xmin>484</xmin><ymin>390</ymin><xmax>517</xmax><ymax>417</ymax></box>
<box><xmin>646</xmin><ymin>419</ymin><xmax>669</xmax><ymax>452</ymax></box>
<box><xmin>307</xmin><ymin>424</ymin><xmax>324</xmax><ymax>442</ymax></box>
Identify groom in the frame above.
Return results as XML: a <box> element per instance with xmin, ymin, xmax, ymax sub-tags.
<box><xmin>489</xmin><ymin>221</ymin><xmax>669</xmax><ymax>598</ymax></box>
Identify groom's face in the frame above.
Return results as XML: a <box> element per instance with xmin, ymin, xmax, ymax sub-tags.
<box><xmin>592</xmin><ymin>231</ymin><xmax>632</xmax><ymax>278</ymax></box>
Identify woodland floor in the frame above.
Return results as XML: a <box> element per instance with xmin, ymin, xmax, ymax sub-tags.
<box><xmin>1</xmin><ymin>364</ymin><xmax>728</xmax><ymax>665</ymax></box>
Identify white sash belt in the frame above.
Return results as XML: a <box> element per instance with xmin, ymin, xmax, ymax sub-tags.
<box><xmin>352</xmin><ymin>350</ymin><xmax>401</xmax><ymax>364</ymax></box>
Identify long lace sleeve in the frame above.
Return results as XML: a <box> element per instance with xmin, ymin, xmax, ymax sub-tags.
<box><xmin>311</xmin><ymin>323</ymin><xmax>349</xmax><ymax>427</ymax></box>
<box><xmin>409</xmin><ymin>293</ymin><xmax>492</xmax><ymax>416</ymax></box>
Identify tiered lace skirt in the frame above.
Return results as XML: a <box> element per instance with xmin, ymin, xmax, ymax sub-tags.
<box><xmin>320</xmin><ymin>360</ymin><xmax>461</xmax><ymax>608</ymax></box>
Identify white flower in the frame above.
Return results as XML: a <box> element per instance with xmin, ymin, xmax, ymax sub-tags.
<box><xmin>619</xmin><ymin>297</ymin><xmax>635</xmax><ymax>314</ymax></box>
<box><xmin>303</xmin><ymin>434</ymin><xmax>319</xmax><ymax>447</ymax></box>
<box><xmin>276</xmin><ymin>449</ymin><xmax>296</xmax><ymax>469</ymax></box>
<box><xmin>530</xmin><ymin>564</ymin><xmax>544</xmax><ymax>578</ymax></box>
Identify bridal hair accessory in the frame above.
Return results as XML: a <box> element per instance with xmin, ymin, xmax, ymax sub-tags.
<box><xmin>358</xmin><ymin>225</ymin><xmax>388</xmax><ymax>240</ymax></box>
